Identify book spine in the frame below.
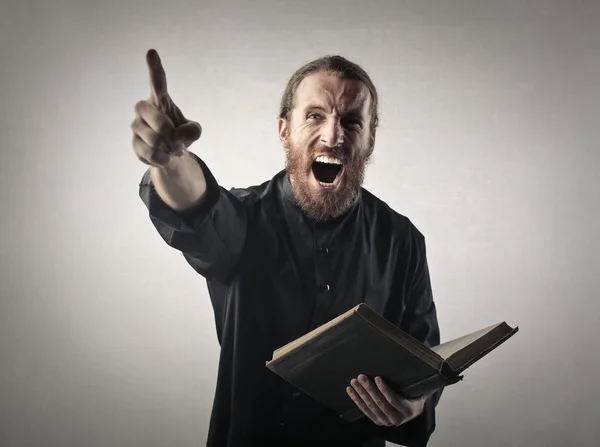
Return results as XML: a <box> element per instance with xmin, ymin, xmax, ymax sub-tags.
<box><xmin>399</xmin><ymin>371</ymin><xmax>463</xmax><ymax>398</ymax></box>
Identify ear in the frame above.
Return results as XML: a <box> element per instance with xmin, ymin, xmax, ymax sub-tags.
<box><xmin>278</xmin><ymin>118</ymin><xmax>290</xmax><ymax>148</ymax></box>
<box><xmin>367</xmin><ymin>128</ymin><xmax>376</xmax><ymax>156</ymax></box>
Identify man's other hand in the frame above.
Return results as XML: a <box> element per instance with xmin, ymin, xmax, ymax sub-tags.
<box><xmin>346</xmin><ymin>374</ymin><xmax>431</xmax><ymax>427</ymax></box>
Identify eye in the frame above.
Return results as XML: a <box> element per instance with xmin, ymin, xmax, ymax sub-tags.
<box><xmin>343</xmin><ymin>120</ymin><xmax>362</xmax><ymax>130</ymax></box>
<box><xmin>307</xmin><ymin>113</ymin><xmax>322</xmax><ymax>120</ymax></box>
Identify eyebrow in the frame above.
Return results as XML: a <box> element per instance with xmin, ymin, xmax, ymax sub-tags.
<box><xmin>304</xmin><ymin>104</ymin><xmax>364</xmax><ymax>119</ymax></box>
<box><xmin>305</xmin><ymin>104</ymin><xmax>328</xmax><ymax>113</ymax></box>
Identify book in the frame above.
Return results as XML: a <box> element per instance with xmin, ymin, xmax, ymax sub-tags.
<box><xmin>265</xmin><ymin>303</ymin><xmax>518</xmax><ymax>423</ymax></box>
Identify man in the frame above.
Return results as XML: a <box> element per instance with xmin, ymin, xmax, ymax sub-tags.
<box><xmin>133</xmin><ymin>49</ymin><xmax>442</xmax><ymax>447</ymax></box>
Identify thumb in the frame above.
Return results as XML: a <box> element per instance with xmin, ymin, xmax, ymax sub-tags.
<box><xmin>174</xmin><ymin>121</ymin><xmax>202</xmax><ymax>149</ymax></box>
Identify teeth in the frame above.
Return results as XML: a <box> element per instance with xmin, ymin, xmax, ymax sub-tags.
<box><xmin>315</xmin><ymin>155</ymin><xmax>342</xmax><ymax>165</ymax></box>
<box><xmin>318</xmin><ymin>181</ymin><xmax>335</xmax><ymax>187</ymax></box>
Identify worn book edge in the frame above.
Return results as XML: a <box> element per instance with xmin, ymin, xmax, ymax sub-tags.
<box><xmin>265</xmin><ymin>302</ymin><xmax>518</xmax><ymax>423</ymax></box>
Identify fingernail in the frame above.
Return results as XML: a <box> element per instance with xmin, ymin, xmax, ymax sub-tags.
<box><xmin>359</xmin><ymin>375</ymin><xmax>367</xmax><ymax>384</ymax></box>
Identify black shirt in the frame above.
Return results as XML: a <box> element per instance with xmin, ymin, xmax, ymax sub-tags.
<box><xmin>139</xmin><ymin>153</ymin><xmax>442</xmax><ymax>447</ymax></box>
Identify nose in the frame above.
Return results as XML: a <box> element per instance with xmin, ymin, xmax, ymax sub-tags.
<box><xmin>320</xmin><ymin>118</ymin><xmax>344</xmax><ymax>148</ymax></box>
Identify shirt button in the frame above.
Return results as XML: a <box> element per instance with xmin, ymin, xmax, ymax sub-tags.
<box><xmin>318</xmin><ymin>247</ymin><xmax>329</xmax><ymax>255</ymax></box>
<box><xmin>319</xmin><ymin>284</ymin><xmax>330</xmax><ymax>292</ymax></box>
<box><xmin>292</xmin><ymin>389</ymin><xmax>301</xmax><ymax>397</ymax></box>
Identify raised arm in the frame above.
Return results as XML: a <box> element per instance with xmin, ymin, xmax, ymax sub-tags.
<box><xmin>133</xmin><ymin>50</ymin><xmax>247</xmax><ymax>285</ymax></box>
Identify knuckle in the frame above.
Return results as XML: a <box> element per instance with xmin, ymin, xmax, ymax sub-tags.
<box><xmin>132</xmin><ymin>141</ymin><xmax>148</xmax><ymax>160</ymax></box>
<box><xmin>130</xmin><ymin>118</ymin><xmax>142</xmax><ymax>132</ymax></box>
<box><xmin>132</xmin><ymin>136</ymin><xmax>150</xmax><ymax>156</ymax></box>
<box><xmin>132</xmin><ymin>134</ymin><xmax>145</xmax><ymax>151</ymax></box>
<box><xmin>134</xmin><ymin>100</ymin><xmax>147</xmax><ymax>114</ymax></box>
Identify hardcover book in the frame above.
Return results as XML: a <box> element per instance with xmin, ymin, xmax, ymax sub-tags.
<box><xmin>266</xmin><ymin>303</ymin><xmax>518</xmax><ymax>422</ymax></box>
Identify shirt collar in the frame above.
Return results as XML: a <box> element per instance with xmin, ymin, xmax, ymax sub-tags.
<box><xmin>282</xmin><ymin>171</ymin><xmax>297</xmax><ymax>205</ymax></box>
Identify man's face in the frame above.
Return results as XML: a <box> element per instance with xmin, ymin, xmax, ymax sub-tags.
<box><xmin>278</xmin><ymin>72</ymin><xmax>375</xmax><ymax>222</ymax></box>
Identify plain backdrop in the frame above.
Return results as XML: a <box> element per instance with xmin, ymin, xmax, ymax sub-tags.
<box><xmin>1</xmin><ymin>0</ymin><xmax>598</xmax><ymax>446</ymax></box>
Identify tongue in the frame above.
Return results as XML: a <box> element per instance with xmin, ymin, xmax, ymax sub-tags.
<box><xmin>313</xmin><ymin>162</ymin><xmax>341</xmax><ymax>184</ymax></box>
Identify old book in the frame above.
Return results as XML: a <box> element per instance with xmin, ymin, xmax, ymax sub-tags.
<box><xmin>265</xmin><ymin>303</ymin><xmax>518</xmax><ymax>422</ymax></box>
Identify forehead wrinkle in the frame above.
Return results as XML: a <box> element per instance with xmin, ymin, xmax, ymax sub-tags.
<box><xmin>295</xmin><ymin>73</ymin><xmax>370</xmax><ymax>116</ymax></box>
<box><xmin>329</xmin><ymin>81</ymin><xmax>369</xmax><ymax>115</ymax></box>
<box><xmin>304</xmin><ymin>91</ymin><xmax>367</xmax><ymax>116</ymax></box>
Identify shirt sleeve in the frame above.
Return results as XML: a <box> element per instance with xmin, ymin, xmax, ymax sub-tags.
<box><xmin>138</xmin><ymin>152</ymin><xmax>247</xmax><ymax>284</ymax></box>
<box><xmin>375</xmin><ymin>226</ymin><xmax>443</xmax><ymax>447</ymax></box>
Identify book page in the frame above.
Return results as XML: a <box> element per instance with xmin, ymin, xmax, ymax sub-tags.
<box><xmin>431</xmin><ymin>323</ymin><xmax>502</xmax><ymax>360</ymax></box>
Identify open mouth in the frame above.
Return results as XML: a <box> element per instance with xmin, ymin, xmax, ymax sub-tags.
<box><xmin>311</xmin><ymin>155</ymin><xmax>344</xmax><ymax>187</ymax></box>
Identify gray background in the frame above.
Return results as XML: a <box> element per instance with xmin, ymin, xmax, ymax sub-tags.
<box><xmin>1</xmin><ymin>0</ymin><xmax>598</xmax><ymax>446</ymax></box>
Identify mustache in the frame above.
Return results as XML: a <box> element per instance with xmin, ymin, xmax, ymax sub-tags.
<box><xmin>307</xmin><ymin>144</ymin><xmax>350</xmax><ymax>161</ymax></box>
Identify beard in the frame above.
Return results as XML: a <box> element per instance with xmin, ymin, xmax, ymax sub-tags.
<box><xmin>285</xmin><ymin>140</ymin><xmax>373</xmax><ymax>222</ymax></box>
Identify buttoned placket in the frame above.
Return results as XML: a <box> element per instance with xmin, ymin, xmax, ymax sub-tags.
<box><xmin>308</xmin><ymin>221</ymin><xmax>335</xmax><ymax>331</ymax></box>
<box><xmin>276</xmin><ymin>221</ymin><xmax>333</xmax><ymax>433</ymax></box>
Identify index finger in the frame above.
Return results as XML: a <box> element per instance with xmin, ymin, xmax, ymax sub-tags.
<box><xmin>146</xmin><ymin>49</ymin><xmax>168</xmax><ymax>102</ymax></box>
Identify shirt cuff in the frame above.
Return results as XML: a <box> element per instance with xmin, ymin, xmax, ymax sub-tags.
<box><xmin>138</xmin><ymin>152</ymin><xmax>221</xmax><ymax>233</ymax></box>
<box><xmin>373</xmin><ymin>389</ymin><xmax>440</xmax><ymax>447</ymax></box>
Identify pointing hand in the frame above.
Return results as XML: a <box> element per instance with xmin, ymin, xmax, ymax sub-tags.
<box><xmin>131</xmin><ymin>49</ymin><xmax>202</xmax><ymax>167</ymax></box>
